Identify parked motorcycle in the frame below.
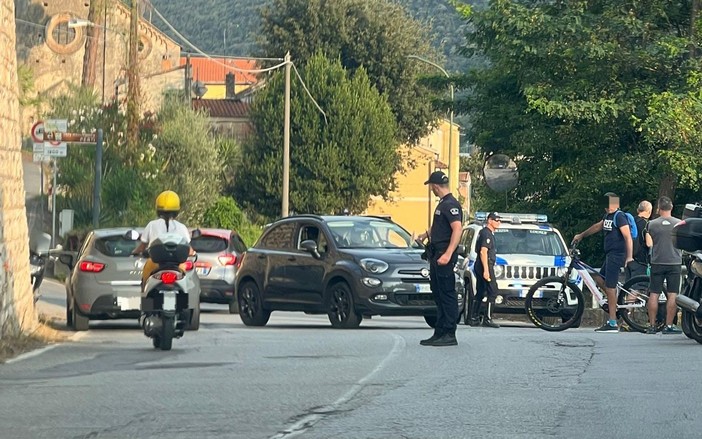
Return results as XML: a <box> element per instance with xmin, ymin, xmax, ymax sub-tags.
<box><xmin>671</xmin><ymin>204</ymin><xmax>702</xmax><ymax>343</ymax></box>
<box><xmin>29</xmin><ymin>232</ymin><xmax>52</xmax><ymax>303</ymax></box>
<box><xmin>126</xmin><ymin>230</ymin><xmax>201</xmax><ymax>351</ymax></box>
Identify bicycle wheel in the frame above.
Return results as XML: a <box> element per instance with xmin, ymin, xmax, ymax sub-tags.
<box><xmin>618</xmin><ymin>275</ymin><xmax>650</xmax><ymax>333</ymax></box>
<box><xmin>525</xmin><ymin>276</ymin><xmax>585</xmax><ymax>332</ymax></box>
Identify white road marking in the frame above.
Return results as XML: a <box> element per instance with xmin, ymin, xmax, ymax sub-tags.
<box><xmin>270</xmin><ymin>332</ymin><xmax>406</xmax><ymax>439</ymax></box>
<box><xmin>5</xmin><ymin>332</ymin><xmax>88</xmax><ymax>364</ymax></box>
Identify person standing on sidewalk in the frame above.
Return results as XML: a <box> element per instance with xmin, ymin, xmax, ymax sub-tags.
<box><xmin>646</xmin><ymin>196</ymin><xmax>683</xmax><ymax>334</ymax></box>
<box><xmin>417</xmin><ymin>170</ymin><xmax>463</xmax><ymax>347</ymax></box>
<box><xmin>626</xmin><ymin>200</ymin><xmax>653</xmax><ymax>280</ymax></box>
<box><xmin>573</xmin><ymin>192</ymin><xmax>634</xmax><ymax>332</ymax></box>
<box><xmin>467</xmin><ymin>212</ymin><xmax>502</xmax><ymax>328</ymax></box>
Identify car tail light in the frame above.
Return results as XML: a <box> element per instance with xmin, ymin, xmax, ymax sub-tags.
<box><xmin>79</xmin><ymin>261</ymin><xmax>105</xmax><ymax>272</ymax></box>
<box><xmin>218</xmin><ymin>254</ymin><xmax>237</xmax><ymax>266</ymax></box>
<box><xmin>159</xmin><ymin>271</ymin><xmax>180</xmax><ymax>284</ymax></box>
<box><xmin>182</xmin><ymin>261</ymin><xmax>194</xmax><ymax>271</ymax></box>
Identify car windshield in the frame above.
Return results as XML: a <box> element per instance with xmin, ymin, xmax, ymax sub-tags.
<box><xmin>94</xmin><ymin>236</ymin><xmax>139</xmax><ymax>257</ymax></box>
<box><xmin>493</xmin><ymin>229</ymin><xmax>566</xmax><ymax>256</ymax></box>
<box><xmin>326</xmin><ymin>220</ymin><xmax>420</xmax><ymax>249</ymax></box>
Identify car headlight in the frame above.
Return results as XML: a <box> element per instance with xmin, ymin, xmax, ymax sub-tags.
<box><xmin>493</xmin><ymin>265</ymin><xmax>504</xmax><ymax>278</ymax></box>
<box><xmin>360</xmin><ymin>258</ymin><xmax>389</xmax><ymax>274</ymax></box>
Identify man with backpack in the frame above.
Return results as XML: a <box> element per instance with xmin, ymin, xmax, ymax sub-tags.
<box><xmin>626</xmin><ymin>200</ymin><xmax>653</xmax><ymax>280</ymax></box>
<box><xmin>573</xmin><ymin>192</ymin><xmax>635</xmax><ymax>332</ymax></box>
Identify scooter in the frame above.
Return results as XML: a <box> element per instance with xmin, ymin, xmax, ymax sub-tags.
<box><xmin>671</xmin><ymin>212</ymin><xmax>702</xmax><ymax>343</ymax></box>
<box><xmin>29</xmin><ymin>231</ymin><xmax>52</xmax><ymax>304</ymax></box>
<box><xmin>126</xmin><ymin>230</ymin><xmax>201</xmax><ymax>351</ymax></box>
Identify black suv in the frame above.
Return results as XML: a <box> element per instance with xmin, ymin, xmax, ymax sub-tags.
<box><xmin>235</xmin><ymin>215</ymin><xmax>465</xmax><ymax>328</ymax></box>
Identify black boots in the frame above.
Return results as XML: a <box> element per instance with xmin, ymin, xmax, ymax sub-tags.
<box><xmin>467</xmin><ymin>298</ymin><xmax>482</xmax><ymax>326</ymax></box>
<box><xmin>420</xmin><ymin>330</ymin><xmax>441</xmax><ymax>346</ymax></box>
<box><xmin>482</xmin><ymin>302</ymin><xmax>500</xmax><ymax>328</ymax></box>
<box><xmin>420</xmin><ymin>329</ymin><xmax>458</xmax><ymax>347</ymax></box>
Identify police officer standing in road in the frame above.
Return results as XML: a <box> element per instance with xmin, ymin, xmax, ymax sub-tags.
<box><xmin>417</xmin><ymin>170</ymin><xmax>463</xmax><ymax>347</ymax></box>
<box><xmin>467</xmin><ymin>212</ymin><xmax>502</xmax><ymax>328</ymax></box>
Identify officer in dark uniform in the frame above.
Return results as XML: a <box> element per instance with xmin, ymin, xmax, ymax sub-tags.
<box><xmin>468</xmin><ymin>212</ymin><xmax>502</xmax><ymax>328</ymax></box>
<box><xmin>418</xmin><ymin>170</ymin><xmax>464</xmax><ymax>347</ymax></box>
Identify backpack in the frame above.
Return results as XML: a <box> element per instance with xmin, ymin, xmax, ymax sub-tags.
<box><xmin>615</xmin><ymin>210</ymin><xmax>638</xmax><ymax>239</ymax></box>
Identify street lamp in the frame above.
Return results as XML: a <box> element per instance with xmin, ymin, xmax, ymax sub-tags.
<box><xmin>407</xmin><ymin>55</ymin><xmax>455</xmax><ymax>189</ymax></box>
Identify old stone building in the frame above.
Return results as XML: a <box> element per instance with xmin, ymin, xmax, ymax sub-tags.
<box><xmin>1</xmin><ymin>0</ymin><xmax>37</xmax><ymax>337</ymax></box>
<box><xmin>15</xmin><ymin>0</ymin><xmax>183</xmax><ymax>133</ymax></box>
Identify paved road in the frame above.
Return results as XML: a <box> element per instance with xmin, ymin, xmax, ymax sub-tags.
<box><xmin>3</xmin><ymin>280</ymin><xmax>702</xmax><ymax>438</ymax></box>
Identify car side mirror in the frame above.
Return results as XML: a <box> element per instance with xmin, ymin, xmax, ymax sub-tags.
<box><xmin>124</xmin><ymin>230</ymin><xmax>140</xmax><ymax>241</ymax></box>
<box><xmin>300</xmin><ymin>239</ymin><xmax>321</xmax><ymax>258</ymax></box>
<box><xmin>191</xmin><ymin>228</ymin><xmax>202</xmax><ymax>239</ymax></box>
<box><xmin>58</xmin><ymin>253</ymin><xmax>74</xmax><ymax>270</ymax></box>
<box><xmin>457</xmin><ymin>244</ymin><xmax>467</xmax><ymax>258</ymax></box>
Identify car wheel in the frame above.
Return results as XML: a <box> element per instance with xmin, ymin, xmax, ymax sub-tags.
<box><xmin>238</xmin><ymin>281</ymin><xmax>271</xmax><ymax>326</ymax></box>
<box><xmin>228</xmin><ymin>299</ymin><xmax>238</xmax><ymax>314</ymax></box>
<box><xmin>66</xmin><ymin>294</ymin><xmax>73</xmax><ymax>327</ymax></box>
<box><xmin>72</xmin><ymin>299</ymin><xmax>89</xmax><ymax>331</ymax></box>
<box><xmin>326</xmin><ymin>281</ymin><xmax>362</xmax><ymax>329</ymax></box>
<box><xmin>189</xmin><ymin>303</ymin><xmax>200</xmax><ymax>331</ymax></box>
<box><xmin>424</xmin><ymin>315</ymin><xmax>437</xmax><ymax>328</ymax></box>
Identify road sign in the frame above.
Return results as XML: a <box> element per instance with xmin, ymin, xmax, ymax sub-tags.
<box><xmin>43</xmin><ymin>119</ymin><xmax>68</xmax><ymax>157</ymax></box>
<box><xmin>31</xmin><ymin>121</ymin><xmax>44</xmax><ymax>143</ymax></box>
<box><xmin>44</xmin><ymin>132</ymin><xmax>97</xmax><ymax>143</ymax></box>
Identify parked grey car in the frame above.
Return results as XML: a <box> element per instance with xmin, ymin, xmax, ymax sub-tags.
<box><xmin>59</xmin><ymin>228</ymin><xmax>144</xmax><ymax>330</ymax></box>
<box><xmin>190</xmin><ymin>228</ymin><xmax>247</xmax><ymax>313</ymax></box>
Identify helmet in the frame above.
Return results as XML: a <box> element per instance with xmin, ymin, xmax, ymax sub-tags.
<box><xmin>155</xmin><ymin>190</ymin><xmax>180</xmax><ymax>212</ymax></box>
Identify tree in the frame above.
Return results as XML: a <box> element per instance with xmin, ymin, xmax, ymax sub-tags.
<box><xmin>233</xmin><ymin>53</ymin><xmax>398</xmax><ymax>220</ymax></box>
<box><xmin>259</xmin><ymin>0</ymin><xmax>438</xmax><ymax>143</ymax></box>
<box><xmin>457</xmin><ymin>0</ymin><xmax>702</xmax><ymax>261</ymax></box>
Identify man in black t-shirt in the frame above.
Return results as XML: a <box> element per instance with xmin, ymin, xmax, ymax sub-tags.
<box><xmin>468</xmin><ymin>212</ymin><xmax>502</xmax><ymax>328</ymax></box>
<box><xmin>626</xmin><ymin>200</ymin><xmax>652</xmax><ymax>280</ymax></box>
<box><xmin>573</xmin><ymin>192</ymin><xmax>634</xmax><ymax>332</ymax></box>
<box><xmin>417</xmin><ymin>171</ymin><xmax>463</xmax><ymax>347</ymax></box>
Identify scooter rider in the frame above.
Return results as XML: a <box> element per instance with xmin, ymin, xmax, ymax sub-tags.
<box><xmin>131</xmin><ymin>190</ymin><xmax>194</xmax><ymax>285</ymax></box>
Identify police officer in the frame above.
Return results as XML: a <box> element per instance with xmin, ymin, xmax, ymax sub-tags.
<box><xmin>418</xmin><ymin>170</ymin><xmax>463</xmax><ymax>347</ymax></box>
<box><xmin>468</xmin><ymin>212</ymin><xmax>502</xmax><ymax>328</ymax></box>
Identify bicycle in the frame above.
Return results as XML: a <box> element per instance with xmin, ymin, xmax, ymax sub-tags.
<box><xmin>523</xmin><ymin>244</ymin><xmax>652</xmax><ymax>332</ymax></box>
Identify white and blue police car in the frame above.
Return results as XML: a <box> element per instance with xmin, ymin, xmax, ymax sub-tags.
<box><xmin>458</xmin><ymin>212</ymin><xmax>579</xmax><ymax>320</ymax></box>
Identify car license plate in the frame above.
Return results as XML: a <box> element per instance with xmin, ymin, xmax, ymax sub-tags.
<box><xmin>116</xmin><ymin>296</ymin><xmax>140</xmax><ymax>311</ymax></box>
<box><xmin>195</xmin><ymin>267</ymin><xmax>210</xmax><ymax>276</ymax></box>
<box><xmin>415</xmin><ymin>283</ymin><xmax>432</xmax><ymax>293</ymax></box>
<box><xmin>161</xmin><ymin>291</ymin><xmax>177</xmax><ymax>311</ymax></box>
<box><xmin>519</xmin><ymin>289</ymin><xmax>543</xmax><ymax>298</ymax></box>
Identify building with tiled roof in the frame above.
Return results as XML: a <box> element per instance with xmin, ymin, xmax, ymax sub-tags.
<box><xmin>181</xmin><ymin>56</ymin><xmax>259</xmax><ymax>99</ymax></box>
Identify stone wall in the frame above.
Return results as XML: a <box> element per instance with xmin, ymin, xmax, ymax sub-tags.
<box><xmin>1</xmin><ymin>0</ymin><xmax>37</xmax><ymax>338</ymax></box>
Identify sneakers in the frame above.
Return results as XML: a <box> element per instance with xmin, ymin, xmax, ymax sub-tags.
<box><xmin>661</xmin><ymin>325</ymin><xmax>682</xmax><ymax>334</ymax></box>
<box><xmin>595</xmin><ymin>322</ymin><xmax>619</xmax><ymax>333</ymax></box>
<box><xmin>431</xmin><ymin>333</ymin><xmax>458</xmax><ymax>347</ymax></box>
<box><xmin>420</xmin><ymin>331</ymin><xmax>441</xmax><ymax>346</ymax></box>
<box><xmin>646</xmin><ymin>325</ymin><xmax>657</xmax><ymax>334</ymax></box>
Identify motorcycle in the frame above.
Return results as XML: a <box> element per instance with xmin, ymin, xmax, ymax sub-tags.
<box><xmin>671</xmin><ymin>205</ymin><xmax>702</xmax><ymax>343</ymax></box>
<box><xmin>126</xmin><ymin>230</ymin><xmax>201</xmax><ymax>351</ymax></box>
<box><xmin>29</xmin><ymin>232</ymin><xmax>52</xmax><ymax>304</ymax></box>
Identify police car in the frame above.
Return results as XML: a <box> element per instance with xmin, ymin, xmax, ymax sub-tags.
<box><xmin>458</xmin><ymin>212</ymin><xmax>575</xmax><ymax>320</ymax></box>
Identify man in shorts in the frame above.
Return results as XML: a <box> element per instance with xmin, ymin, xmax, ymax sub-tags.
<box><xmin>573</xmin><ymin>192</ymin><xmax>634</xmax><ymax>332</ymax></box>
<box><xmin>646</xmin><ymin>196</ymin><xmax>683</xmax><ymax>334</ymax></box>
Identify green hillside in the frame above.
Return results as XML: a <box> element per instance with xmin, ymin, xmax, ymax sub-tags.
<box><xmin>147</xmin><ymin>0</ymin><xmax>484</xmax><ymax>72</ymax></box>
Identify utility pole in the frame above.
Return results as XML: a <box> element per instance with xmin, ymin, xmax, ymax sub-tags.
<box><xmin>282</xmin><ymin>52</ymin><xmax>291</xmax><ymax>218</ymax></box>
<box><xmin>126</xmin><ymin>0</ymin><xmax>140</xmax><ymax>155</ymax></box>
<box><xmin>184</xmin><ymin>53</ymin><xmax>191</xmax><ymax>104</ymax></box>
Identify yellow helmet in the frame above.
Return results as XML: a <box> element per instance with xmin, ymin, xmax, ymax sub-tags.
<box><xmin>155</xmin><ymin>190</ymin><xmax>180</xmax><ymax>212</ymax></box>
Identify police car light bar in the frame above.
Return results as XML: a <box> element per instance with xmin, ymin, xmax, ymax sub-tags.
<box><xmin>475</xmin><ymin>212</ymin><xmax>548</xmax><ymax>224</ymax></box>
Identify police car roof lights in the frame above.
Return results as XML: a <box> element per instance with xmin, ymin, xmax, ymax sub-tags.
<box><xmin>474</xmin><ymin>212</ymin><xmax>548</xmax><ymax>224</ymax></box>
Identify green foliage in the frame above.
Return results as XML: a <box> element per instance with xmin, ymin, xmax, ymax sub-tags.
<box><xmin>233</xmin><ymin>53</ymin><xmax>398</xmax><ymax>220</ymax></box>
<box><xmin>202</xmin><ymin>197</ymin><xmax>246</xmax><ymax>230</ymax></box>
<box><xmin>458</xmin><ymin>0</ymin><xmax>702</xmax><ymax>263</ymax></box>
<box><xmin>258</xmin><ymin>0</ymin><xmax>437</xmax><ymax>142</ymax></box>
<box><xmin>17</xmin><ymin>64</ymin><xmax>41</xmax><ymax>108</ymax></box>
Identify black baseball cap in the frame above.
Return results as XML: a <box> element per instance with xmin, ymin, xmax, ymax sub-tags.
<box><xmin>424</xmin><ymin>170</ymin><xmax>449</xmax><ymax>185</ymax></box>
<box><xmin>487</xmin><ymin>212</ymin><xmax>502</xmax><ymax>221</ymax></box>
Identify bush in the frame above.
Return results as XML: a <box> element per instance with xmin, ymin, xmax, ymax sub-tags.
<box><xmin>201</xmin><ymin>197</ymin><xmax>245</xmax><ymax>230</ymax></box>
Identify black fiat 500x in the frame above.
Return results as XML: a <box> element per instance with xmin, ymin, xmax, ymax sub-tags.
<box><xmin>235</xmin><ymin>215</ymin><xmax>465</xmax><ymax>328</ymax></box>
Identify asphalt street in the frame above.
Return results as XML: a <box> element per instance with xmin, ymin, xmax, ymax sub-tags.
<box><xmin>1</xmin><ymin>279</ymin><xmax>701</xmax><ymax>439</ymax></box>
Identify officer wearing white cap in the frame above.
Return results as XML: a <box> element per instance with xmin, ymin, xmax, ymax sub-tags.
<box><xmin>417</xmin><ymin>170</ymin><xmax>463</xmax><ymax>347</ymax></box>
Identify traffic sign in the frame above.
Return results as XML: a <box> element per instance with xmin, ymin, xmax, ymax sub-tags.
<box><xmin>31</xmin><ymin>121</ymin><xmax>44</xmax><ymax>143</ymax></box>
<box><xmin>44</xmin><ymin>132</ymin><xmax>97</xmax><ymax>143</ymax></box>
<box><xmin>43</xmin><ymin>119</ymin><xmax>68</xmax><ymax>157</ymax></box>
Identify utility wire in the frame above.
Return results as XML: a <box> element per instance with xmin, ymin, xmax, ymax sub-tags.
<box><xmin>292</xmin><ymin>62</ymin><xmax>328</xmax><ymax>124</ymax></box>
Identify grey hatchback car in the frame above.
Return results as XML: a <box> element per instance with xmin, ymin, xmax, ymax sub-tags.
<box><xmin>190</xmin><ymin>228</ymin><xmax>247</xmax><ymax>313</ymax></box>
<box><xmin>59</xmin><ymin>228</ymin><xmax>144</xmax><ymax>330</ymax></box>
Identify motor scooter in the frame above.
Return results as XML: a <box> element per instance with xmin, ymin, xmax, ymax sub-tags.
<box><xmin>29</xmin><ymin>231</ymin><xmax>52</xmax><ymax>303</ymax></box>
<box><xmin>671</xmin><ymin>209</ymin><xmax>702</xmax><ymax>343</ymax></box>
<box><xmin>126</xmin><ymin>230</ymin><xmax>201</xmax><ymax>351</ymax></box>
